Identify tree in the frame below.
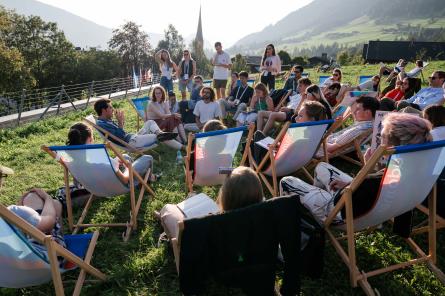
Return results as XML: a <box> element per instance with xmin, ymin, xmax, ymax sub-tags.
<box><xmin>0</xmin><ymin>40</ymin><xmax>35</xmax><ymax>92</ymax></box>
<box><xmin>232</xmin><ymin>54</ymin><xmax>248</xmax><ymax>73</ymax></box>
<box><xmin>108</xmin><ymin>21</ymin><xmax>152</xmax><ymax>75</ymax></box>
<box><xmin>156</xmin><ymin>24</ymin><xmax>185</xmax><ymax>64</ymax></box>
<box><xmin>75</xmin><ymin>49</ymin><xmax>122</xmax><ymax>83</ymax></box>
<box><xmin>278</xmin><ymin>50</ymin><xmax>292</xmax><ymax>65</ymax></box>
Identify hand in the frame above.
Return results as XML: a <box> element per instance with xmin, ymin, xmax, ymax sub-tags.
<box><xmin>329</xmin><ymin>179</ymin><xmax>349</xmax><ymax>191</ymax></box>
<box><xmin>174</xmin><ymin>113</ymin><xmax>181</xmax><ymax>119</ymax></box>
<box><xmin>364</xmin><ymin>147</ymin><xmax>375</xmax><ymax>162</ymax></box>
<box><xmin>114</xmin><ymin>109</ymin><xmax>125</xmax><ymax>127</ymax></box>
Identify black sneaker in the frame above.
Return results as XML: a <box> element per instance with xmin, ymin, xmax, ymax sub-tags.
<box><xmin>157</xmin><ymin>132</ymin><xmax>178</xmax><ymax>142</ymax></box>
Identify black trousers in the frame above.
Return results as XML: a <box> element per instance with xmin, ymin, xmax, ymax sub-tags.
<box><xmin>261</xmin><ymin>74</ymin><xmax>275</xmax><ymax>91</ymax></box>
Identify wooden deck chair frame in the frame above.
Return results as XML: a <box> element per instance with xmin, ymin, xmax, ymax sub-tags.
<box><xmin>42</xmin><ymin>142</ymin><xmax>155</xmax><ymax>242</ymax></box>
<box><xmin>126</xmin><ymin>95</ymin><xmax>150</xmax><ymax>131</ymax></box>
<box><xmin>184</xmin><ymin>124</ymin><xmax>255</xmax><ymax>193</ymax></box>
<box><xmin>83</xmin><ymin>115</ymin><xmax>160</xmax><ymax>160</ymax></box>
<box><xmin>324</xmin><ymin>144</ymin><xmax>445</xmax><ymax>295</ymax></box>
<box><xmin>0</xmin><ymin>203</ymin><xmax>106</xmax><ymax>296</ymax></box>
<box><xmin>171</xmin><ymin>221</ymin><xmax>184</xmax><ymax>273</ymax></box>
<box><xmin>411</xmin><ymin>188</ymin><xmax>445</xmax><ymax>235</ymax></box>
<box><xmin>248</xmin><ymin>120</ymin><xmax>336</xmax><ymax>196</ymax></box>
<box><xmin>273</xmin><ymin>89</ymin><xmax>292</xmax><ymax>111</ymax></box>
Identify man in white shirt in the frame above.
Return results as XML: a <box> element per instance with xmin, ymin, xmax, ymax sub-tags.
<box><xmin>398</xmin><ymin>71</ymin><xmax>445</xmax><ymax>110</ymax></box>
<box><xmin>193</xmin><ymin>87</ymin><xmax>223</xmax><ymax>131</ymax></box>
<box><xmin>211</xmin><ymin>42</ymin><xmax>232</xmax><ymax>100</ymax></box>
<box><xmin>257</xmin><ymin>78</ymin><xmax>312</xmax><ymax>135</ymax></box>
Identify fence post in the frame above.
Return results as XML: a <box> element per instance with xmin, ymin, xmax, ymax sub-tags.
<box><xmin>56</xmin><ymin>85</ymin><xmax>64</xmax><ymax>115</ymax></box>
<box><xmin>85</xmin><ymin>80</ymin><xmax>94</xmax><ymax>110</ymax></box>
<box><xmin>108</xmin><ymin>78</ymin><xmax>116</xmax><ymax>100</ymax></box>
<box><xmin>17</xmin><ymin>89</ymin><xmax>26</xmax><ymax>126</ymax></box>
<box><xmin>123</xmin><ymin>77</ymin><xmax>129</xmax><ymax>100</ymax></box>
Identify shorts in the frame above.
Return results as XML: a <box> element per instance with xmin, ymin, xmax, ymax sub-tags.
<box><xmin>285</xmin><ymin>110</ymin><xmax>294</xmax><ymax>122</ymax></box>
<box><xmin>213</xmin><ymin>79</ymin><xmax>227</xmax><ymax>89</ymax></box>
<box><xmin>178</xmin><ymin>79</ymin><xmax>193</xmax><ymax>92</ymax></box>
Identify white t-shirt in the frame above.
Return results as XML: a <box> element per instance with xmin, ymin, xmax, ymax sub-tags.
<box><xmin>431</xmin><ymin>126</ymin><xmax>445</xmax><ymax>141</ymax></box>
<box><xmin>193</xmin><ymin>100</ymin><xmax>222</xmax><ymax>123</ymax></box>
<box><xmin>212</xmin><ymin>51</ymin><xmax>231</xmax><ymax>80</ymax></box>
<box><xmin>287</xmin><ymin>94</ymin><xmax>302</xmax><ymax>109</ymax></box>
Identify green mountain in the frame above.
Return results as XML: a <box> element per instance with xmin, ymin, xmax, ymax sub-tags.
<box><xmin>230</xmin><ymin>0</ymin><xmax>445</xmax><ymax>55</ymax></box>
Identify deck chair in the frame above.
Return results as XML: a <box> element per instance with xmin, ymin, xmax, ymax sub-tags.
<box><xmin>203</xmin><ymin>79</ymin><xmax>212</xmax><ymax>87</ymax></box>
<box><xmin>318</xmin><ymin>75</ymin><xmax>330</xmax><ymax>85</ymax></box>
<box><xmin>248</xmin><ymin>120</ymin><xmax>334</xmax><ymax>196</ymax></box>
<box><xmin>0</xmin><ymin>164</ymin><xmax>13</xmax><ymax>189</ymax></box>
<box><xmin>84</xmin><ymin>115</ymin><xmax>159</xmax><ymax>159</ymax></box>
<box><xmin>127</xmin><ymin>96</ymin><xmax>149</xmax><ymax>130</ymax></box>
<box><xmin>42</xmin><ymin>143</ymin><xmax>155</xmax><ymax>241</ymax></box>
<box><xmin>358</xmin><ymin>75</ymin><xmax>373</xmax><ymax>85</ymax></box>
<box><xmin>332</xmin><ymin>90</ymin><xmax>378</xmax><ymax>120</ymax></box>
<box><xmin>0</xmin><ymin>203</ymin><xmax>106</xmax><ymax>296</ymax></box>
<box><xmin>324</xmin><ymin>141</ymin><xmax>445</xmax><ymax>295</ymax></box>
<box><xmin>273</xmin><ymin>89</ymin><xmax>293</xmax><ymax>110</ymax></box>
<box><xmin>247</xmin><ymin>78</ymin><xmax>256</xmax><ymax>87</ymax></box>
<box><xmin>184</xmin><ymin>125</ymin><xmax>254</xmax><ymax>193</ymax></box>
<box><xmin>172</xmin><ymin>195</ymin><xmax>301</xmax><ymax>295</ymax></box>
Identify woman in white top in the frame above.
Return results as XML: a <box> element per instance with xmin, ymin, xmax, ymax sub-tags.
<box><xmin>146</xmin><ymin>86</ymin><xmax>187</xmax><ymax>143</ymax></box>
<box><xmin>423</xmin><ymin>104</ymin><xmax>445</xmax><ymax>141</ymax></box>
<box><xmin>155</xmin><ymin>49</ymin><xmax>179</xmax><ymax>93</ymax></box>
<box><xmin>260</xmin><ymin>44</ymin><xmax>281</xmax><ymax>91</ymax></box>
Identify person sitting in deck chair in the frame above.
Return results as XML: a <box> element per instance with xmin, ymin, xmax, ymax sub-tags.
<box><xmin>8</xmin><ymin>188</ymin><xmax>66</xmax><ymax>263</ymax></box>
<box><xmin>280</xmin><ymin>113</ymin><xmax>433</xmax><ymax>227</ymax></box>
<box><xmin>315</xmin><ymin>96</ymin><xmax>379</xmax><ymax>158</ymax></box>
<box><xmin>257</xmin><ymin>78</ymin><xmax>312</xmax><ymax>135</ymax></box>
<box><xmin>94</xmin><ymin>98</ymin><xmax>183</xmax><ymax>151</ymax></box>
<box><xmin>219</xmin><ymin>71</ymin><xmax>254</xmax><ymax>121</ymax></box>
<box><xmin>158</xmin><ymin>166</ymin><xmax>264</xmax><ymax>241</ymax></box>
<box><xmin>68</xmin><ymin>123</ymin><xmax>160</xmax><ymax>184</ymax></box>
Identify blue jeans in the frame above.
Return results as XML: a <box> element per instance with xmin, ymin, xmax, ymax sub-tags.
<box><xmin>160</xmin><ymin>76</ymin><xmax>174</xmax><ymax>93</ymax></box>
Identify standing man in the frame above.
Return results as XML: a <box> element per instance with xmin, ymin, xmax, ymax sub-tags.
<box><xmin>178</xmin><ymin>49</ymin><xmax>197</xmax><ymax>100</ymax></box>
<box><xmin>211</xmin><ymin>42</ymin><xmax>232</xmax><ymax>100</ymax></box>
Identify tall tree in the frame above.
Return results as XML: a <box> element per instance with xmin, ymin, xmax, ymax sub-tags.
<box><xmin>0</xmin><ymin>40</ymin><xmax>35</xmax><ymax>92</ymax></box>
<box><xmin>108</xmin><ymin>21</ymin><xmax>152</xmax><ymax>75</ymax></box>
<box><xmin>156</xmin><ymin>24</ymin><xmax>185</xmax><ymax>64</ymax></box>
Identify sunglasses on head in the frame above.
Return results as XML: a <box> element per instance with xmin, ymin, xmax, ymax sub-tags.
<box><xmin>333</xmin><ymin>73</ymin><xmax>339</xmax><ymax>77</ymax></box>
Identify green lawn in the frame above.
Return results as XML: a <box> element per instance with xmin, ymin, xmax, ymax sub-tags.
<box><xmin>1</xmin><ymin>62</ymin><xmax>445</xmax><ymax>295</ymax></box>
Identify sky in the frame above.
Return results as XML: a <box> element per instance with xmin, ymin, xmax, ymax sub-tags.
<box><xmin>37</xmin><ymin>0</ymin><xmax>313</xmax><ymax>48</ymax></box>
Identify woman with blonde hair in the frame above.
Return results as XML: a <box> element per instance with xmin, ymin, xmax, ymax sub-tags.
<box><xmin>146</xmin><ymin>86</ymin><xmax>187</xmax><ymax>143</ymax></box>
<box><xmin>155</xmin><ymin>49</ymin><xmax>179</xmax><ymax>93</ymax></box>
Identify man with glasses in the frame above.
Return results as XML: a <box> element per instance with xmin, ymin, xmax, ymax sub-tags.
<box><xmin>398</xmin><ymin>71</ymin><xmax>445</xmax><ymax>110</ymax></box>
<box><xmin>178</xmin><ymin>50</ymin><xmax>197</xmax><ymax>100</ymax></box>
<box><xmin>283</xmin><ymin>65</ymin><xmax>304</xmax><ymax>95</ymax></box>
<box><xmin>211</xmin><ymin>42</ymin><xmax>232</xmax><ymax>100</ymax></box>
<box><xmin>94</xmin><ymin>98</ymin><xmax>182</xmax><ymax>150</ymax></box>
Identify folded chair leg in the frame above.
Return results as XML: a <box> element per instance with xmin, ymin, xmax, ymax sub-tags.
<box><xmin>45</xmin><ymin>237</ymin><xmax>65</xmax><ymax>296</ymax></box>
<box><xmin>73</xmin><ymin>231</ymin><xmax>100</xmax><ymax>296</ymax></box>
<box><xmin>73</xmin><ymin>194</ymin><xmax>95</xmax><ymax>234</ymax></box>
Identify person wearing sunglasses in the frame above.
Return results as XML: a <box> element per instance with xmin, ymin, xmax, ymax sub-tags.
<box><xmin>320</xmin><ymin>68</ymin><xmax>342</xmax><ymax>89</ymax></box>
<box><xmin>398</xmin><ymin>71</ymin><xmax>445</xmax><ymax>111</ymax></box>
<box><xmin>178</xmin><ymin>50</ymin><xmax>197</xmax><ymax>100</ymax></box>
<box><xmin>283</xmin><ymin>65</ymin><xmax>304</xmax><ymax>95</ymax></box>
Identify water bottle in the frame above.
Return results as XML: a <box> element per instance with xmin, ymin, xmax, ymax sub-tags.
<box><xmin>176</xmin><ymin>151</ymin><xmax>183</xmax><ymax>165</ymax></box>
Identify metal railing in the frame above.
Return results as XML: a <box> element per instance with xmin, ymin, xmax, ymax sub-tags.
<box><xmin>0</xmin><ymin>73</ymin><xmax>161</xmax><ymax>127</ymax></box>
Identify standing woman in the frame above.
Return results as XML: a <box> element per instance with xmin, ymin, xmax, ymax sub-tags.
<box><xmin>155</xmin><ymin>49</ymin><xmax>179</xmax><ymax>93</ymax></box>
<box><xmin>260</xmin><ymin>44</ymin><xmax>281</xmax><ymax>91</ymax></box>
<box><xmin>146</xmin><ymin>86</ymin><xmax>187</xmax><ymax>143</ymax></box>
<box><xmin>178</xmin><ymin>49</ymin><xmax>197</xmax><ymax>100</ymax></box>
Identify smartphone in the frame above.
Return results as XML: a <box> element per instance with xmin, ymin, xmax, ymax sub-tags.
<box><xmin>218</xmin><ymin>167</ymin><xmax>234</xmax><ymax>175</ymax></box>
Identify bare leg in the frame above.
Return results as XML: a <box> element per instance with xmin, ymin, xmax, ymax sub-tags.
<box><xmin>177</xmin><ymin>124</ymin><xmax>187</xmax><ymax>144</ymax></box>
<box><xmin>256</xmin><ymin>111</ymin><xmax>271</xmax><ymax>131</ymax></box>
<box><xmin>262</xmin><ymin>112</ymin><xmax>286</xmax><ymax>135</ymax></box>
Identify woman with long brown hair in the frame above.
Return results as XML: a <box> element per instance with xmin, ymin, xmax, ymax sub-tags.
<box><xmin>260</xmin><ymin>44</ymin><xmax>281</xmax><ymax>91</ymax></box>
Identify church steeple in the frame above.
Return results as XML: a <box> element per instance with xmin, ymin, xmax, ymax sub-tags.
<box><xmin>195</xmin><ymin>6</ymin><xmax>203</xmax><ymax>49</ymax></box>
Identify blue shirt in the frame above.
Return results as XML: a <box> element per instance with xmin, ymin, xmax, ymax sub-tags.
<box><xmin>97</xmin><ymin>118</ymin><xmax>132</xmax><ymax>143</ymax></box>
<box><xmin>406</xmin><ymin>87</ymin><xmax>444</xmax><ymax>110</ymax></box>
<box><xmin>189</xmin><ymin>86</ymin><xmax>203</xmax><ymax>109</ymax></box>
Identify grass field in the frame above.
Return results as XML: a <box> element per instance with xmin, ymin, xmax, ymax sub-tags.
<box><xmin>1</xmin><ymin>62</ymin><xmax>445</xmax><ymax>295</ymax></box>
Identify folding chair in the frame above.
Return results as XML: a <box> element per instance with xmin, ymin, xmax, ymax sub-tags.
<box><xmin>332</xmin><ymin>90</ymin><xmax>378</xmax><ymax>121</ymax></box>
<box><xmin>0</xmin><ymin>203</ymin><xmax>106</xmax><ymax>296</ymax></box>
<box><xmin>172</xmin><ymin>195</ymin><xmax>301</xmax><ymax>295</ymax></box>
<box><xmin>0</xmin><ymin>164</ymin><xmax>13</xmax><ymax>189</ymax></box>
<box><xmin>248</xmin><ymin>120</ymin><xmax>334</xmax><ymax>196</ymax></box>
<box><xmin>324</xmin><ymin>140</ymin><xmax>445</xmax><ymax>295</ymax></box>
<box><xmin>247</xmin><ymin>78</ymin><xmax>256</xmax><ymax>87</ymax></box>
<box><xmin>42</xmin><ymin>143</ymin><xmax>155</xmax><ymax>241</ymax></box>
<box><xmin>184</xmin><ymin>125</ymin><xmax>254</xmax><ymax>193</ymax></box>
<box><xmin>273</xmin><ymin>89</ymin><xmax>293</xmax><ymax>111</ymax></box>
<box><xmin>358</xmin><ymin>75</ymin><xmax>373</xmax><ymax>85</ymax></box>
<box><xmin>203</xmin><ymin>80</ymin><xmax>212</xmax><ymax>87</ymax></box>
<box><xmin>84</xmin><ymin>115</ymin><xmax>159</xmax><ymax>159</ymax></box>
<box><xmin>318</xmin><ymin>75</ymin><xmax>330</xmax><ymax>85</ymax></box>
<box><xmin>127</xmin><ymin>96</ymin><xmax>149</xmax><ymax>130</ymax></box>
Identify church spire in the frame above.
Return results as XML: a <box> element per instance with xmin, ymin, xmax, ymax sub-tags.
<box><xmin>195</xmin><ymin>5</ymin><xmax>203</xmax><ymax>48</ymax></box>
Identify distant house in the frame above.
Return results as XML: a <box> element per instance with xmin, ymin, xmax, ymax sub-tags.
<box><xmin>363</xmin><ymin>40</ymin><xmax>445</xmax><ymax>63</ymax></box>
<box><xmin>308</xmin><ymin>53</ymin><xmax>329</xmax><ymax>66</ymax></box>
<box><xmin>234</xmin><ymin>55</ymin><xmax>262</xmax><ymax>73</ymax></box>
